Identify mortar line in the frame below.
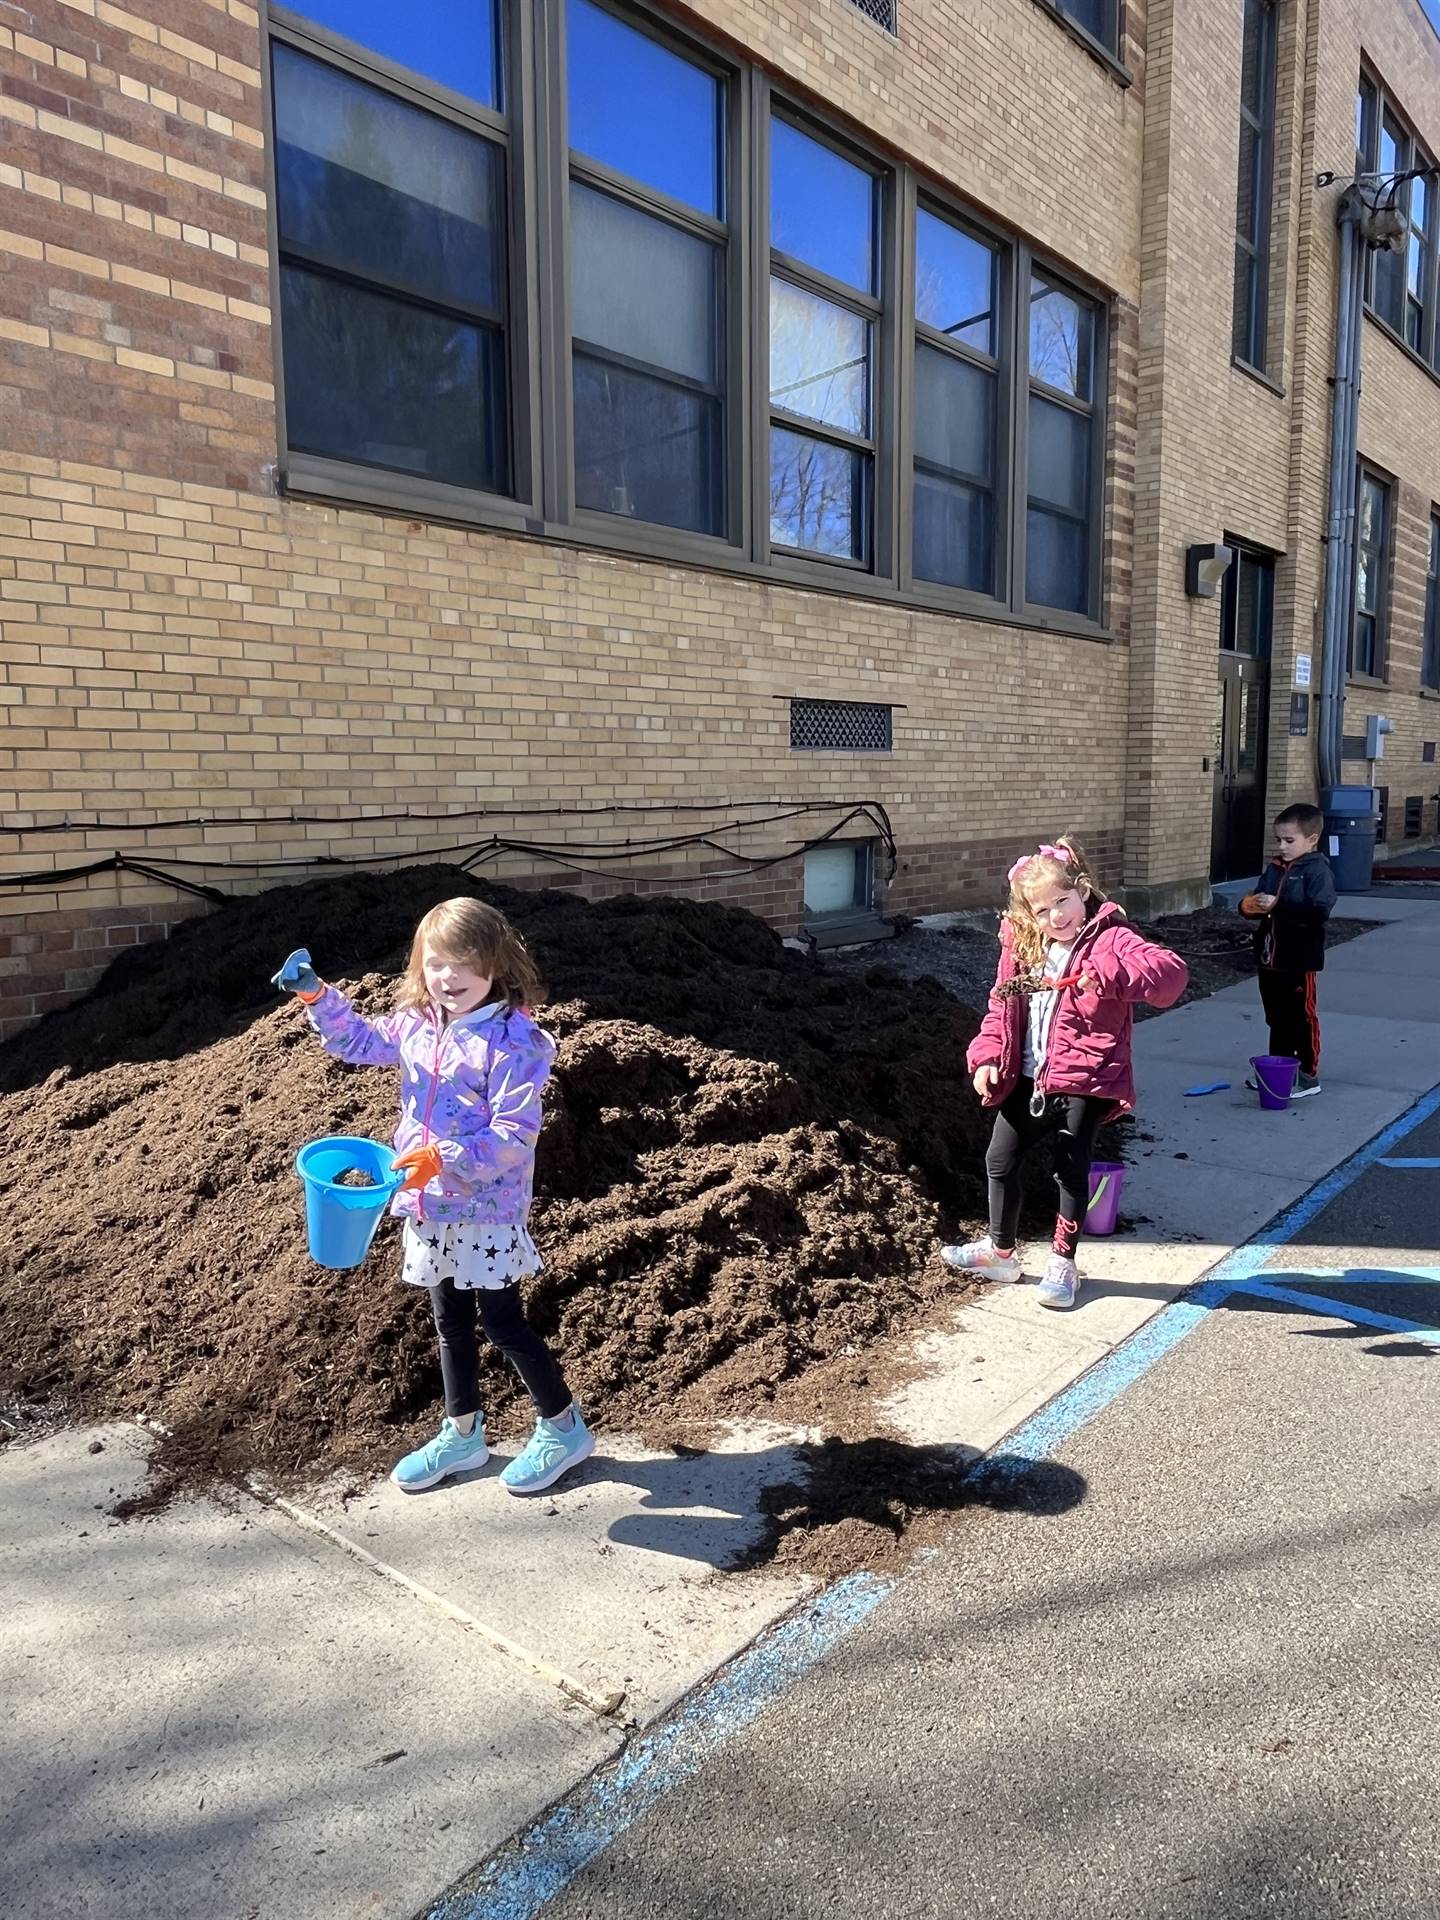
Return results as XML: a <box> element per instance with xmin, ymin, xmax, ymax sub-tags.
<box><xmin>239</xmin><ymin>1477</ymin><xmax>628</xmax><ymax>1721</ymax></box>
<box><xmin>421</xmin><ymin>1076</ymin><xmax>1440</xmax><ymax>1920</ymax></box>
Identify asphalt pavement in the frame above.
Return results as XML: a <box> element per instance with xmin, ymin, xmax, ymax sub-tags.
<box><xmin>527</xmin><ymin>1099</ymin><xmax>1440</xmax><ymax>1920</ymax></box>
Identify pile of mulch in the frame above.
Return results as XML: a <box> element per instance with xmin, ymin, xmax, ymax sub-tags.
<box><xmin>0</xmin><ymin>868</ymin><xmax>991</xmax><ymax>1549</ymax></box>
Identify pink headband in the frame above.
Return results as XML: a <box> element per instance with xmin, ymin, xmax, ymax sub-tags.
<box><xmin>1007</xmin><ymin>844</ymin><xmax>1070</xmax><ymax>885</ymax></box>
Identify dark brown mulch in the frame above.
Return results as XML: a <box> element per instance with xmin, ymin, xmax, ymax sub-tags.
<box><xmin>0</xmin><ymin>867</ymin><xmax>992</xmax><ymax>1569</ymax></box>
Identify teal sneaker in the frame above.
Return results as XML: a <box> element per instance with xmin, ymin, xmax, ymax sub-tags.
<box><xmin>500</xmin><ymin>1404</ymin><xmax>595</xmax><ymax>1495</ymax></box>
<box><xmin>390</xmin><ymin>1417</ymin><xmax>489</xmax><ymax>1492</ymax></box>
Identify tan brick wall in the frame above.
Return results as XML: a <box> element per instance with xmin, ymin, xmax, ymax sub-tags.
<box><xmin>0</xmin><ymin>0</ymin><xmax>1148</xmax><ymax>1033</ymax></box>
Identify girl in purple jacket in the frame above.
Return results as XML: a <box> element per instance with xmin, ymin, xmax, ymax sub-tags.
<box><xmin>273</xmin><ymin>898</ymin><xmax>592</xmax><ymax>1496</ymax></box>
<box><xmin>942</xmin><ymin>839</ymin><xmax>1187</xmax><ymax>1309</ymax></box>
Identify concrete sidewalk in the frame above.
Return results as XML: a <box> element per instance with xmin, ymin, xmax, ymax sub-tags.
<box><xmin>4</xmin><ymin>894</ymin><xmax>1437</xmax><ymax>1920</ymax></box>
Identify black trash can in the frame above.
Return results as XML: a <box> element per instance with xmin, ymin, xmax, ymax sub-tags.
<box><xmin>1321</xmin><ymin>785</ymin><xmax>1379</xmax><ymax>893</ymax></box>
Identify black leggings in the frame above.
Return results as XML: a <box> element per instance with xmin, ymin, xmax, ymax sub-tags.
<box><xmin>987</xmin><ymin>1080</ymin><xmax>1108</xmax><ymax>1259</ymax></box>
<box><xmin>429</xmin><ymin>1277</ymin><xmax>571</xmax><ymax>1423</ymax></box>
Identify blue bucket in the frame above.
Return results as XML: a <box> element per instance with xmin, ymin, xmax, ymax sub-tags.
<box><xmin>295</xmin><ymin>1135</ymin><xmax>403</xmax><ymax>1270</ymax></box>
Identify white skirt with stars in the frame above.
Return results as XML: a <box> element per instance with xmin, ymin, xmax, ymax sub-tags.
<box><xmin>401</xmin><ymin>1217</ymin><xmax>543</xmax><ymax>1292</ymax></box>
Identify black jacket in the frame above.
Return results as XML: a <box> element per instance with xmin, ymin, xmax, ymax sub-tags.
<box><xmin>1252</xmin><ymin>851</ymin><xmax>1337</xmax><ymax>972</ymax></box>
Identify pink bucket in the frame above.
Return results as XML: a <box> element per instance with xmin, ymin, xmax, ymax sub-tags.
<box><xmin>1250</xmin><ymin>1054</ymin><xmax>1298</xmax><ymax>1112</ymax></box>
<box><xmin>1086</xmin><ymin>1161</ymin><xmax>1127</xmax><ymax>1236</ymax></box>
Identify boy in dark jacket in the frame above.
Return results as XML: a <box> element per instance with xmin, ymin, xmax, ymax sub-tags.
<box><xmin>1239</xmin><ymin>801</ymin><xmax>1337</xmax><ymax>1097</ymax></box>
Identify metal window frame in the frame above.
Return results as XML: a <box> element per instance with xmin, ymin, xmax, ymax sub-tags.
<box><xmin>1349</xmin><ymin>460</ymin><xmax>1392</xmax><ymax>685</ymax></box>
<box><xmin>263</xmin><ymin>0</ymin><xmax>1113</xmax><ymax>643</ymax></box>
<box><xmin>1019</xmin><ymin>267</ymin><xmax>1106</xmax><ymax>625</ymax></box>
<box><xmin>1356</xmin><ymin>68</ymin><xmax>1440</xmax><ymax>360</ymax></box>
<box><xmin>1219</xmin><ymin>536</ymin><xmax>1276</xmax><ymax>659</ymax></box>
<box><xmin>1425</xmin><ymin>512</ymin><xmax>1440</xmax><ymax>692</ymax></box>
<box><xmin>560</xmin><ymin>0</ymin><xmax>741</xmax><ymax>548</ymax></box>
<box><xmin>1232</xmin><ymin>0</ymin><xmax>1278</xmax><ymax>375</ymax></box>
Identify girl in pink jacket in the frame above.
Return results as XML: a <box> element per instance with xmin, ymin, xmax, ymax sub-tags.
<box><xmin>942</xmin><ymin>839</ymin><xmax>1187</xmax><ymax>1309</ymax></box>
<box><xmin>273</xmin><ymin>897</ymin><xmax>592</xmax><ymax>1498</ymax></box>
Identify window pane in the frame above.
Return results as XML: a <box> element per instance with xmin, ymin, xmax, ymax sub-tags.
<box><xmin>567</xmin><ymin>0</ymin><xmax>722</xmax><ymax>216</ymax></box>
<box><xmin>770</xmin><ymin>279</ymin><xmax>869</xmax><ymax>434</ymax></box>
<box><xmin>280</xmin><ymin>266</ymin><xmax>507</xmax><ymax>491</ymax></box>
<box><xmin>1026</xmin><ymin>506</ymin><xmax>1088</xmax><ymax>613</ymax></box>
<box><xmin>1353</xmin><ymin>611</ymin><xmax>1375</xmax><ymax>677</ymax></box>
<box><xmin>1028</xmin><ymin>394</ymin><xmax>1090</xmax><ymax>517</ymax></box>
<box><xmin>1236</xmin><ymin>123</ymin><xmax>1258</xmax><ymax>246</ymax></box>
<box><xmin>770</xmin><ymin>426</ymin><xmax>868</xmax><ymax>560</ymax></box>
<box><xmin>914</xmin><ymin>470</ymin><xmax>994</xmax><ymax>594</ymax></box>
<box><xmin>770</xmin><ymin>117</ymin><xmax>876</xmax><ymax>292</ymax></box>
<box><xmin>1359</xmin><ymin>477</ymin><xmax>1384</xmax><ymax>548</ymax></box>
<box><xmin>915</xmin><ymin>210</ymin><xmax>996</xmax><ymax>353</ymax></box>
<box><xmin>1062</xmin><ymin>0</ymin><xmax>1107</xmax><ymax>42</ymax></box>
<box><xmin>1356</xmin><ymin>544</ymin><xmax>1378</xmax><ymax>616</ymax></box>
<box><xmin>914</xmin><ymin>343</ymin><xmax>993</xmax><ymax>483</ymax></box>
<box><xmin>1030</xmin><ymin>276</ymin><xmax>1093</xmax><ymax>397</ymax></box>
<box><xmin>274</xmin><ymin>47</ymin><xmax>504</xmax><ymax>314</ymax></box>
<box><xmin>283</xmin><ymin>0</ymin><xmax>499</xmax><ymax>109</ymax></box>
<box><xmin>573</xmin><ymin>353</ymin><xmax>722</xmax><ymax>535</ymax></box>
<box><xmin>571</xmin><ymin>183</ymin><xmax>719</xmax><ymax>385</ymax></box>
<box><xmin>1431</xmin><ymin>517</ymin><xmax>1440</xmax><ymax>574</ymax></box>
<box><xmin>1380</xmin><ymin>115</ymin><xmax>1403</xmax><ymax>177</ymax></box>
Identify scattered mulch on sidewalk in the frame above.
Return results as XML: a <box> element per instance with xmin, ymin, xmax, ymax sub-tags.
<box><xmin>0</xmin><ymin>867</ymin><xmax>989</xmax><ymax>1544</ymax></box>
<box><xmin>827</xmin><ymin>906</ymin><xmax>1371</xmax><ymax>1017</ymax></box>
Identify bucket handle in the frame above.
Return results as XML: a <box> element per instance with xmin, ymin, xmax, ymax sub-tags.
<box><xmin>1086</xmin><ymin>1174</ymin><xmax>1111</xmax><ymax>1215</ymax></box>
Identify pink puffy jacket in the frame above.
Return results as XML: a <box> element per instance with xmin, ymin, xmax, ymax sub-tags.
<box><xmin>967</xmin><ymin>902</ymin><xmax>1188</xmax><ymax>1115</ymax></box>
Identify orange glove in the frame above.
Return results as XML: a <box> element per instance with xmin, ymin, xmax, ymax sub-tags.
<box><xmin>391</xmin><ymin>1143</ymin><xmax>443</xmax><ymax>1193</ymax></box>
<box><xmin>1238</xmin><ymin>893</ymin><xmax>1272</xmax><ymax>918</ymax></box>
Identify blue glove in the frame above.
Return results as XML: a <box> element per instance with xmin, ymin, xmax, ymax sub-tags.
<box><xmin>271</xmin><ymin>948</ymin><xmax>323</xmax><ymax>1000</ymax></box>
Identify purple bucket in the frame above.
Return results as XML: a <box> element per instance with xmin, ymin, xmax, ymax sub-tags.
<box><xmin>1250</xmin><ymin>1054</ymin><xmax>1298</xmax><ymax>1112</ymax></box>
<box><xmin>1086</xmin><ymin>1161</ymin><xmax>1127</xmax><ymax>1236</ymax></box>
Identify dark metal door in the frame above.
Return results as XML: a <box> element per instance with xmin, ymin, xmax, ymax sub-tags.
<box><xmin>1211</xmin><ymin>651</ymin><xmax>1270</xmax><ymax>881</ymax></box>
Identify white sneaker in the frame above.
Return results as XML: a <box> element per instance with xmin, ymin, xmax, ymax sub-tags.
<box><xmin>1037</xmin><ymin>1255</ymin><xmax>1079</xmax><ymax>1309</ymax></box>
<box><xmin>940</xmin><ymin>1237</ymin><xmax>1023</xmax><ymax>1284</ymax></box>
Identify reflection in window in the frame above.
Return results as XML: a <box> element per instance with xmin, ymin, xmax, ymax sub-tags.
<box><xmin>1231</xmin><ymin>0</ymin><xmax>1277</xmax><ymax>370</ymax></box>
<box><xmin>912</xmin><ymin>207</ymin><xmax>997</xmax><ymax>595</ymax></box>
<box><xmin>769</xmin><ymin>118</ymin><xmax>878</xmax><ymax>562</ymax></box>
<box><xmin>1350</xmin><ymin>468</ymin><xmax>1389</xmax><ymax>679</ymax></box>
<box><xmin>1026</xmin><ymin>273</ymin><xmax>1097</xmax><ymax>613</ymax></box>
<box><xmin>282</xmin><ymin>0</ymin><xmax>501</xmax><ymax>108</ymax></box>
<box><xmin>567</xmin><ymin>0</ymin><xmax>721</xmax><ymax>215</ymax></box>
<box><xmin>567</xmin><ymin>2</ymin><xmax>727</xmax><ymax>536</ymax></box>
<box><xmin>272</xmin><ymin>43</ymin><xmax>509</xmax><ymax>493</ymax></box>
<box><xmin>1373</xmin><ymin>113</ymin><xmax>1409</xmax><ymax>332</ymax></box>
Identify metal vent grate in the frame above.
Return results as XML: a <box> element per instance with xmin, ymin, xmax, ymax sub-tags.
<box><xmin>844</xmin><ymin>0</ymin><xmax>897</xmax><ymax>31</ymax></box>
<box><xmin>1405</xmin><ymin>795</ymin><xmax>1423</xmax><ymax>838</ymax></box>
<box><xmin>790</xmin><ymin>698</ymin><xmax>893</xmax><ymax>752</ymax></box>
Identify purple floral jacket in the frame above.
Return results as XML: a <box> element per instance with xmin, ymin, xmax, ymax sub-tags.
<box><xmin>306</xmin><ymin>989</ymin><xmax>555</xmax><ymax>1227</ymax></box>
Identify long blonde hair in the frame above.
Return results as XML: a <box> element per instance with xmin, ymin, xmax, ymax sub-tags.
<box><xmin>396</xmin><ymin>897</ymin><xmax>545</xmax><ymax>1014</ymax></box>
<box><xmin>1003</xmin><ymin>835</ymin><xmax>1116</xmax><ymax>970</ymax></box>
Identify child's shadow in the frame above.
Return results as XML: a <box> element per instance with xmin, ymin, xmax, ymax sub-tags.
<box><xmin>591</xmin><ymin>1437</ymin><xmax>1087</xmax><ymax>1573</ymax></box>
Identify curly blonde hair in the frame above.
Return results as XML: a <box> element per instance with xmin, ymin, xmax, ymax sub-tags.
<box><xmin>1003</xmin><ymin>835</ymin><xmax>1116</xmax><ymax>971</ymax></box>
<box><xmin>396</xmin><ymin>897</ymin><xmax>546</xmax><ymax>1014</ymax></box>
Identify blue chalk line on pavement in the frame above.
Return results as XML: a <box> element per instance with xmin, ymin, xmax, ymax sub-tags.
<box><xmin>1232</xmin><ymin>1278</ymin><xmax>1440</xmax><ymax>1345</ymax></box>
<box><xmin>1377</xmin><ymin>1157</ymin><xmax>1440</xmax><ymax>1168</ymax></box>
<box><xmin>429</xmin><ymin>1079</ymin><xmax>1440</xmax><ymax>1920</ymax></box>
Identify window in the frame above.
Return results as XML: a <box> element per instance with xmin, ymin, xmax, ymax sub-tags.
<box><xmin>1026</xmin><ymin>274</ymin><xmax>1097</xmax><ymax>615</ymax></box>
<box><xmin>1221</xmin><ymin>544</ymin><xmax>1274</xmax><ymax>655</ymax></box>
<box><xmin>1048</xmin><ymin>0</ymin><xmax>1120</xmax><ymax>58</ymax></box>
<box><xmin>1232</xmin><ymin>0</ymin><xmax>1277</xmax><ymax>371</ymax></box>
<box><xmin>1350</xmin><ymin>466</ymin><xmax>1390</xmax><ymax>680</ymax></box>
<box><xmin>768</xmin><ymin>116</ymin><xmax>880</xmax><ymax>564</ymax></box>
<box><xmin>271</xmin><ymin>7</ymin><xmax>511</xmax><ymax>500</ymax></box>
<box><xmin>265</xmin><ymin>3</ymin><xmax>1111</xmax><ymax>633</ymax></box>
<box><xmin>912</xmin><ymin>207</ymin><xmax>999</xmax><ymax>595</ymax></box>
<box><xmin>803</xmin><ymin>841</ymin><xmax>873</xmax><ymax>917</ymax></box>
<box><xmin>567</xmin><ymin>0</ymin><xmax>727</xmax><ymax>537</ymax></box>
<box><xmin>1426</xmin><ymin>515</ymin><xmax>1440</xmax><ymax>691</ymax></box>
<box><xmin>1356</xmin><ymin>72</ymin><xmax>1439</xmax><ymax>360</ymax></box>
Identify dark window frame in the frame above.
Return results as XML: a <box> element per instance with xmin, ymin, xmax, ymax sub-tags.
<box><xmin>1232</xmin><ymin>0</ymin><xmax>1278</xmax><ymax>375</ymax></box>
<box><xmin>1030</xmin><ymin>0</ymin><xmax>1127</xmax><ymax>74</ymax></box>
<box><xmin>1219</xmin><ymin>537</ymin><xmax>1276</xmax><ymax>658</ymax></box>
<box><xmin>262</xmin><ymin>0</ymin><xmax>1112</xmax><ymax>640</ymax></box>
<box><xmin>1356</xmin><ymin>68</ymin><xmax>1440</xmax><ymax>369</ymax></box>
<box><xmin>1425</xmin><ymin>511</ymin><xmax>1440</xmax><ymax>692</ymax></box>
<box><xmin>1349</xmin><ymin>460</ymin><xmax>1392</xmax><ymax>686</ymax></box>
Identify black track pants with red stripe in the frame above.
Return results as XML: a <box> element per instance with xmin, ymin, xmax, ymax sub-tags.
<box><xmin>1258</xmin><ymin>967</ymin><xmax>1321</xmax><ymax>1078</ymax></box>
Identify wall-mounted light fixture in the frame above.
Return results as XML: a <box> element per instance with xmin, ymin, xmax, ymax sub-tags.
<box><xmin>1185</xmin><ymin>541</ymin><xmax>1235</xmax><ymax>599</ymax></box>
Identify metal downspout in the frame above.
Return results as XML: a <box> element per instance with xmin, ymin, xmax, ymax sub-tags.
<box><xmin>1318</xmin><ymin>193</ymin><xmax>1365</xmax><ymax>794</ymax></box>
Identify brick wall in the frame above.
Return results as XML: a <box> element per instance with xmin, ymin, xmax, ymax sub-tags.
<box><xmin>0</xmin><ymin>0</ymin><xmax>1148</xmax><ymax>1035</ymax></box>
